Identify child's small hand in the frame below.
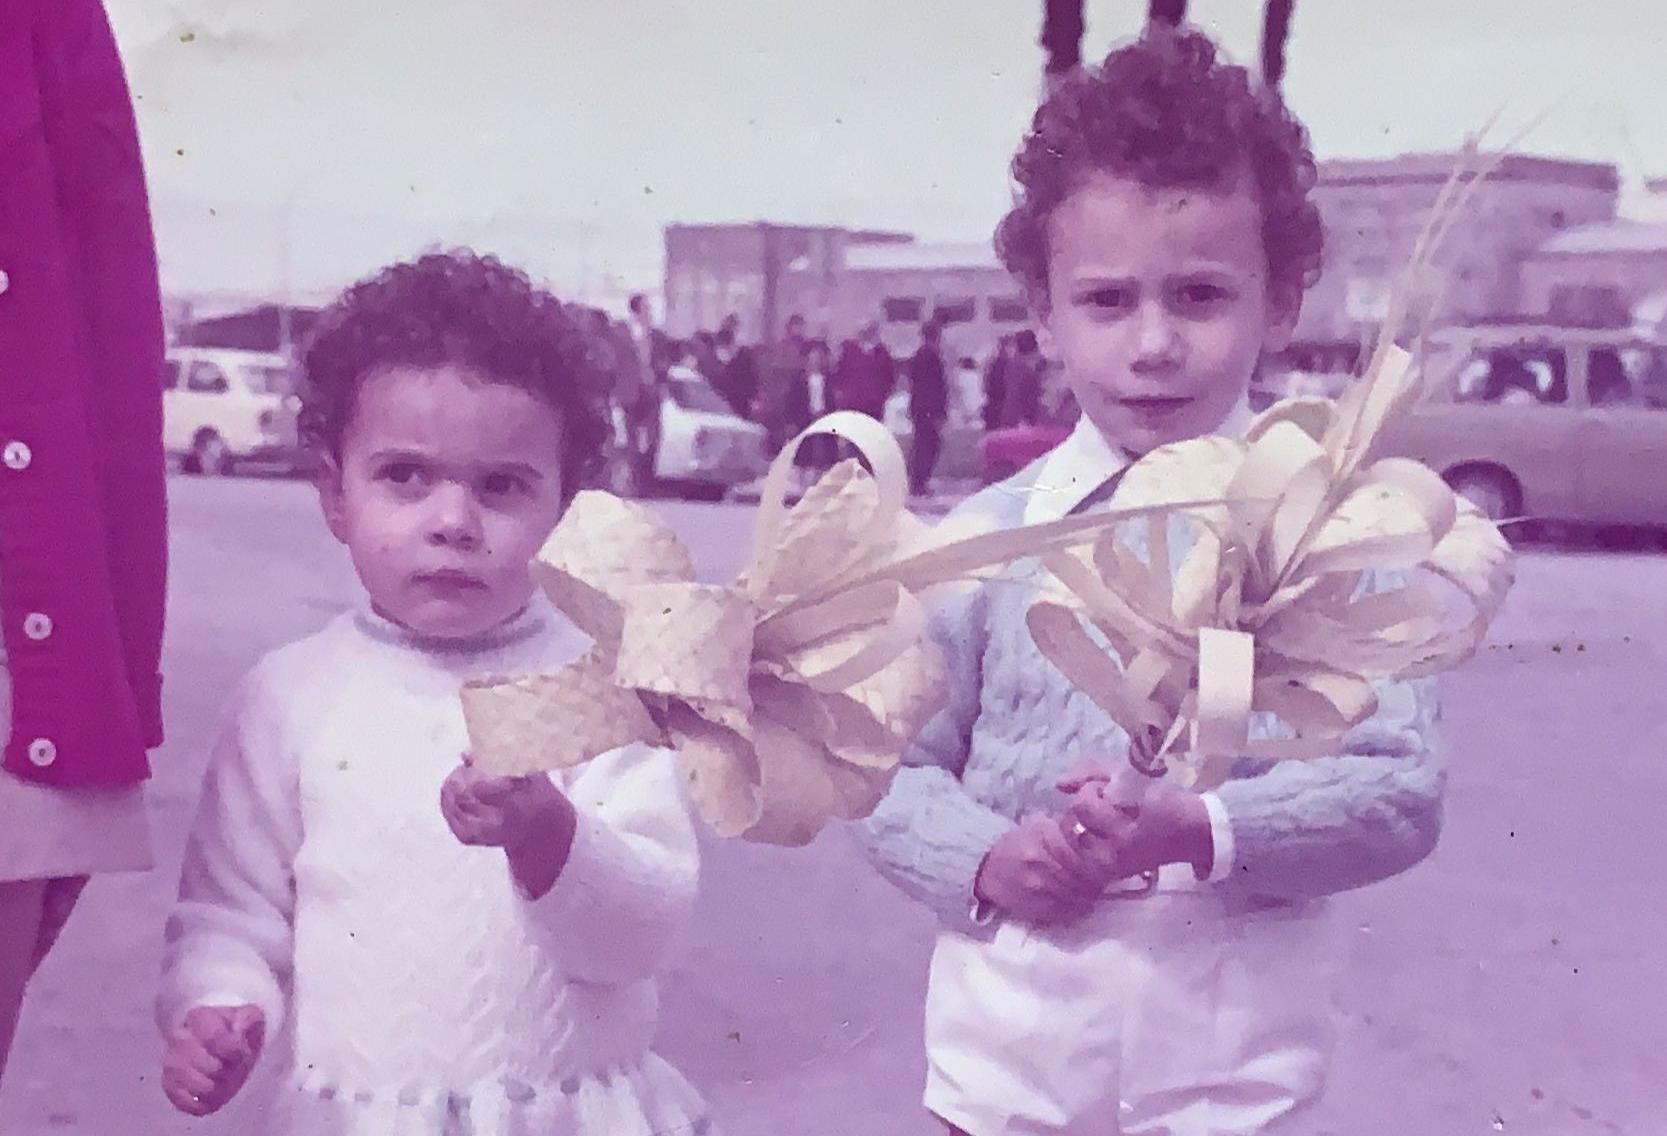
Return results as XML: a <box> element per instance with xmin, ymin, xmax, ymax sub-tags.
<box><xmin>162</xmin><ymin>1004</ymin><xmax>264</xmax><ymax>1116</ymax></box>
<box><xmin>440</xmin><ymin>756</ymin><xmax>565</xmax><ymax>850</ymax></box>
<box><xmin>974</xmin><ymin>813</ymin><xmax>1118</xmax><ymax>927</ymax></box>
<box><xmin>1057</xmin><ymin>761</ymin><xmax>1213</xmax><ymax>881</ymax></box>
<box><xmin>1057</xmin><ymin>761</ymin><xmax>1144</xmax><ymax>853</ymax></box>
<box><xmin>440</xmin><ymin>756</ymin><xmax>578</xmax><ymax>898</ymax></box>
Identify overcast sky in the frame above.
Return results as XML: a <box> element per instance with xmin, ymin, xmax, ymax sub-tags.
<box><xmin>105</xmin><ymin>0</ymin><xmax>1667</xmax><ymax>306</ymax></box>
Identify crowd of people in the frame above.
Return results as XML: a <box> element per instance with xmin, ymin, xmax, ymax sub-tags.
<box><xmin>587</xmin><ymin>296</ymin><xmax>1065</xmax><ymax>497</ymax></box>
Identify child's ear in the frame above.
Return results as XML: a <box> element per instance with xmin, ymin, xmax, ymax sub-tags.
<box><xmin>1033</xmin><ymin>297</ymin><xmax>1058</xmax><ymax>361</ymax></box>
<box><xmin>315</xmin><ymin>454</ymin><xmax>350</xmax><ymax>545</ymax></box>
<box><xmin>1035</xmin><ymin>321</ymin><xmax>1057</xmax><ymax>361</ymax></box>
<box><xmin>1263</xmin><ymin>286</ymin><xmax>1302</xmax><ymax>354</ymax></box>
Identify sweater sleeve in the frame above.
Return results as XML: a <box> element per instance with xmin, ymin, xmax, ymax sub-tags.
<box><xmin>157</xmin><ymin>671</ymin><xmax>300</xmax><ymax>1037</ymax></box>
<box><xmin>1214</xmin><ymin>669</ymin><xmax>1444</xmax><ymax>903</ymax></box>
<box><xmin>517</xmin><ymin>742</ymin><xmax>699</xmax><ymax>985</ymax></box>
<box><xmin>853</xmin><ymin>573</ymin><xmax>1017</xmax><ymax>934</ymax></box>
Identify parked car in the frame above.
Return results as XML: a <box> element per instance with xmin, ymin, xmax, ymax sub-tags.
<box><xmin>602</xmin><ymin>370</ymin><xmax>768</xmax><ymax>500</ymax></box>
<box><xmin>1378</xmin><ymin>321</ymin><xmax>1667</xmax><ymax>529</ymax></box>
<box><xmin>164</xmin><ymin>348</ymin><xmax>303</xmax><ymax>475</ymax></box>
<box><xmin>980</xmin><ymin>420</ymin><xmax>1072</xmax><ymax>483</ymax></box>
<box><xmin>978</xmin><ymin>387</ymin><xmax>1082</xmax><ymax>483</ymax></box>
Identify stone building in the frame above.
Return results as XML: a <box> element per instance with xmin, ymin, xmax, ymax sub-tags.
<box><xmin>1291</xmin><ymin>152</ymin><xmax>1620</xmax><ymax>369</ymax></box>
<box><xmin>661</xmin><ymin>222</ymin><xmax>910</xmax><ymax>345</ymax></box>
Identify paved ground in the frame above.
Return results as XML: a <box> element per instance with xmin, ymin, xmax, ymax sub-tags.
<box><xmin>2</xmin><ymin>475</ymin><xmax>1663</xmax><ymax>1135</ymax></box>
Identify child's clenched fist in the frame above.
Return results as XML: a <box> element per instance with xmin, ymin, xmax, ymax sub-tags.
<box><xmin>162</xmin><ymin>1004</ymin><xmax>264</xmax><ymax>1116</ymax></box>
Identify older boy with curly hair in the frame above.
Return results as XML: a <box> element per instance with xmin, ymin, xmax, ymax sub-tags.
<box><xmin>155</xmin><ymin>251</ymin><xmax>712</xmax><ymax>1136</ymax></box>
<box><xmin>858</xmin><ymin>26</ymin><xmax>1442</xmax><ymax>1136</ymax></box>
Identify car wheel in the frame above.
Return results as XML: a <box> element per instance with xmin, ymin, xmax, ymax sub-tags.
<box><xmin>192</xmin><ymin>431</ymin><xmax>233</xmax><ymax>477</ymax></box>
<box><xmin>1444</xmin><ymin>466</ymin><xmax>1520</xmax><ymax>525</ymax></box>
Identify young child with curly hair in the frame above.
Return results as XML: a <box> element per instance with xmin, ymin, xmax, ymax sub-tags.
<box><xmin>155</xmin><ymin>251</ymin><xmax>713</xmax><ymax>1136</ymax></box>
<box><xmin>857</xmin><ymin>26</ymin><xmax>1442</xmax><ymax>1136</ymax></box>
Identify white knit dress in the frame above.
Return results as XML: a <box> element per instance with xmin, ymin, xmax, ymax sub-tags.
<box><xmin>157</xmin><ymin>603</ymin><xmax>712</xmax><ymax>1136</ymax></box>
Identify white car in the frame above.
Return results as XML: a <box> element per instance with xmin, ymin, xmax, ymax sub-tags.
<box><xmin>165</xmin><ymin>348</ymin><xmax>303</xmax><ymax>475</ymax></box>
<box><xmin>605</xmin><ymin>370</ymin><xmax>768</xmax><ymax>500</ymax></box>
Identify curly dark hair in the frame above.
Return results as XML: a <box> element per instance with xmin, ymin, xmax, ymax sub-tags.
<box><xmin>298</xmin><ymin>250</ymin><xmax>610</xmax><ymax>495</ymax></box>
<box><xmin>995</xmin><ymin>26</ymin><xmax>1324</xmax><ymax>309</ymax></box>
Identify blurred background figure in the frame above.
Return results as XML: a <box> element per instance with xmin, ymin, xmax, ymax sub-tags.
<box><xmin>832</xmin><ymin>322</ymin><xmax>896</xmax><ymax>421</ymax></box>
<box><xmin>758</xmin><ymin>314</ymin><xmax>811</xmax><ymax>457</ymax></box>
<box><xmin>999</xmin><ymin>329</ymin><xmax>1046</xmax><ymax>427</ymax></box>
<box><xmin>620</xmin><ymin>293</ymin><xmax>668</xmax><ymax>490</ymax></box>
<box><xmin>710</xmin><ymin>314</ymin><xmax>759</xmax><ymax>420</ymax></box>
<box><xmin>982</xmin><ymin>334</ymin><xmax>1015</xmax><ymax>434</ymax></box>
<box><xmin>905</xmin><ymin>320</ymin><xmax>949</xmax><ymax>497</ymax></box>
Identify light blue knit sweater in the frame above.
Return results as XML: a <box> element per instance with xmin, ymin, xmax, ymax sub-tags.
<box><xmin>855</xmin><ymin>459</ymin><xmax>1444</xmax><ymax>935</ymax></box>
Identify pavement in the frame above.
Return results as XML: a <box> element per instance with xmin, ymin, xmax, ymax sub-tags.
<box><xmin>2</xmin><ymin>476</ymin><xmax>1664</xmax><ymax>1135</ymax></box>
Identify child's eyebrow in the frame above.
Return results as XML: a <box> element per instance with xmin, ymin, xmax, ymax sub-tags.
<box><xmin>365</xmin><ymin>448</ymin><xmax>430</xmax><ymax>465</ymax></box>
<box><xmin>1067</xmin><ymin>272</ymin><xmax>1138</xmax><ymax>288</ymax></box>
<box><xmin>484</xmin><ymin>462</ymin><xmax>545</xmax><ymax>482</ymax></box>
<box><xmin>364</xmin><ymin>450</ymin><xmax>543</xmax><ymax>481</ymax></box>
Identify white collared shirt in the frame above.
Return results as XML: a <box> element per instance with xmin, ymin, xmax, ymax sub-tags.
<box><xmin>1023</xmin><ymin>397</ymin><xmax>1254</xmax><ymax>525</ymax></box>
<box><xmin>1021</xmin><ymin>399</ymin><xmax>1252</xmax><ymax>883</ymax></box>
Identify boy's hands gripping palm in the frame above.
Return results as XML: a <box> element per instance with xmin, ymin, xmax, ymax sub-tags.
<box><xmin>973</xmin><ymin>756</ymin><xmax>1210</xmax><ymax>928</ymax></box>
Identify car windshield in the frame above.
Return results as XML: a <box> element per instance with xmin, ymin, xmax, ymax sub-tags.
<box><xmin>667</xmin><ymin>377</ymin><xmax>733</xmax><ymax>415</ymax></box>
<box><xmin>1452</xmin><ymin>344</ymin><xmax>1567</xmax><ymax>405</ymax></box>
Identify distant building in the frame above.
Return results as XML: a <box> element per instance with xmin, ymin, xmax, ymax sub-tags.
<box><xmin>1293</xmin><ymin>151</ymin><xmax>1620</xmax><ymax>369</ymax></box>
<box><xmin>1519</xmin><ymin>218</ymin><xmax>1667</xmax><ymax>330</ymax></box>
<box><xmin>662</xmin><ymin>222</ymin><xmax>1034</xmax><ymax>360</ymax></box>
<box><xmin>836</xmin><ymin>240</ymin><xmax>1030</xmax><ymax>363</ymax></box>
<box><xmin>662</xmin><ymin>222</ymin><xmax>910</xmax><ymax>345</ymax></box>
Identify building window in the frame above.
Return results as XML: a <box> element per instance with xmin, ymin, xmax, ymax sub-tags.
<box><xmin>934</xmin><ymin>297</ymin><xmax>977</xmax><ymax>324</ymax></box>
<box><xmin>882</xmin><ymin>296</ymin><xmax>925</xmax><ymax>323</ymax></box>
<box><xmin>989</xmin><ymin>296</ymin><xmax>1029</xmax><ymax>323</ymax></box>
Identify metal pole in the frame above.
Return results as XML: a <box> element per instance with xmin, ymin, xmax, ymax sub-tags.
<box><xmin>1041</xmin><ymin>0</ymin><xmax>1085</xmax><ymax>77</ymax></box>
<box><xmin>760</xmin><ymin>223</ymin><xmax>779</xmax><ymax>343</ymax></box>
<box><xmin>1262</xmin><ymin>0</ymin><xmax>1295</xmax><ymax>89</ymax></box>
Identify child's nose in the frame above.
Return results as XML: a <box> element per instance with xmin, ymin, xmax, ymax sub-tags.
<box><xmin>426</xmin><ymin>483</ymin><xmax>484</xmax><ymax>549</ymax></box>
<box><xmin>1132</xmin><ymin>302</ymin><xmax>1181</xmax><ymax>365</ymax></box>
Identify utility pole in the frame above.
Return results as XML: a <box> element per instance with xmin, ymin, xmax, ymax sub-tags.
<box><xmin>1262</xmin><ymin>0</ymin><xmax>1294</xmax><ymax>89</ymax></box>
<box><xmin>1040</xmin><ymin>0</ymin><xmax>1085</xmax><ymax>84</ymax></box>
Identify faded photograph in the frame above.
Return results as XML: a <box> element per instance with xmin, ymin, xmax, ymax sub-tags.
<box><xmin>2</xmin><ymin>1</ymin><xmax>1665</xmax><ymax>1134</ymax></box>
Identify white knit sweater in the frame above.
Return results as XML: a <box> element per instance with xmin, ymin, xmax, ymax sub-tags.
<box><xmin>157</xmin><ymin>602</ymin><xmax>711</xmax><ymax>1136</ymax></box>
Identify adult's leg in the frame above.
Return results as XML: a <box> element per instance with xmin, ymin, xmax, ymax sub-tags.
<box><xmin>910</xmin><ymin>420</ymin><xmax>943</xmax><ymax>494</ymax></box>
<box><xmin>0</xmin><ymin>878</ymin><xmax>47</xmax><ymax>1082</ymax></box>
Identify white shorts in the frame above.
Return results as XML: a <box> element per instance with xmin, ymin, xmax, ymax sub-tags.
<box><xmin>925</xmin><ymin>866</ymin><xmax>1343</xmax><ymax>1136</ymax></box>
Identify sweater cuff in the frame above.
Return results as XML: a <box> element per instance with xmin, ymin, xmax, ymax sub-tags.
<box><xmin>932</xmin><ymin>805</ymin><xmax>1017</xmax><ymax>934</ymax></box>
<box><xmin>1198</xmin><ymin>791</ymin><xmax>1236</xmax><ymax>883</ymax></box>
<box><xmin>159</xmin><ymin>981</ymin><xmax>284</xmax><ymax>1038</ymax></box>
